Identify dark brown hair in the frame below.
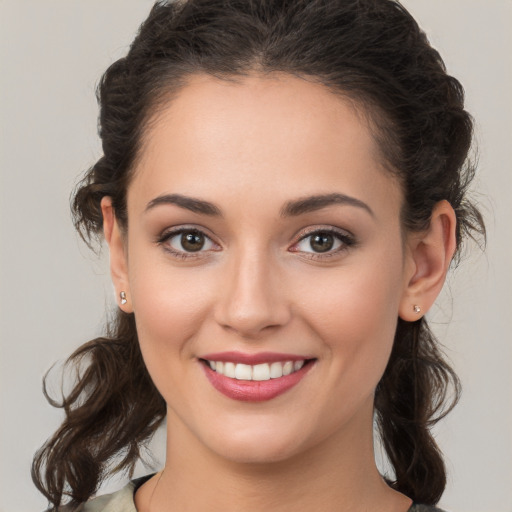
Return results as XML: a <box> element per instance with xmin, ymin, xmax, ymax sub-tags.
<box><xmin>33</xmin><ymin>0</ymin><xmax>485</xmax><ymax>508</ymax></box>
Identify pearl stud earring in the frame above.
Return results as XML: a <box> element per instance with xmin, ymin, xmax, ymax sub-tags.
<box><xmin>120</xmin><ymin>291</ymin><xmax>127</xmax><ymax>305</ymax></box>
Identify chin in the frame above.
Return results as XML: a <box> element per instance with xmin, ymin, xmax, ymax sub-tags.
<box><xmin>218</xmin><ymin>441</ymin><xmax>303</xmax><ymax>466</ymax></box>
<box><xmin>202</xmin><ymin>421</ymin><xmax>310</xmax><ymax>465</ymax></box>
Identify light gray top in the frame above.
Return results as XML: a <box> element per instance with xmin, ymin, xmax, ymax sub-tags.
<box><xmin>57</xmin><ymin>476</ymin><xmax>447</xmax><ymax>512</ymax></box>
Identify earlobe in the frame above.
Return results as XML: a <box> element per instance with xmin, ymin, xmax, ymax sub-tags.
<box><xmin>100</xmin><ymin>197</ymin><xmax>133</xmax><ymax>313</ymax></box>
<box><xmin>399</xmin><ymin>200</ymin><xmax>457</xmax><ymax>321</ymax></box>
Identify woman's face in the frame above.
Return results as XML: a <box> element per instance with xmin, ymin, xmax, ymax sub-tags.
<box><xmin>120</xmin><ymin>73</ymin><xmax>415</xmax><ymax>463</ymax></box>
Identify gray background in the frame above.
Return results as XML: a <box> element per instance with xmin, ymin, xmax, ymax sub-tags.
<box><xmin>0</xmin><ymin>1</ymin><xmax>511</xmax><ymax>511</ymax></box>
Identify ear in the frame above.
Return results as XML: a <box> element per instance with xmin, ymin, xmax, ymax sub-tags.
<box><xmin>101</xmin><ymin>197</ymin><xmax>133</xmax><ymax>313</ymax></box>
<box><xmin>399</xmin><ymin>200</ymin><xmax>457</xmax><ymax>321</ymax></box>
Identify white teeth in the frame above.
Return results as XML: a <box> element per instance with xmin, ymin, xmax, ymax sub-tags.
<box><xmin>224</xmin><ymin>362</ymin><xmax>236</xmax><ymax>378</ymax></box>
<box><xmin>206</xmin><ymin>359</ymin><xmax>307</xmax><ymax>381</ymax></box>
<box><xmin>269</xmin><ymin>362</ymin><xmax>283</xmax><ymax>379</ymax></box>
<box><xmin>252</xmin><ymin>363</ymin><xmax>270</xmax><ymax>381</ymax></box>
<box><xmin>235</xmin><ymin>363</ymin><xmax>252</xmax><ymax>380</ymax></box>
<box><xmin>282</xmin><ymin>361</ymin><xmax>293</xmax><ymax>376</ymax></box>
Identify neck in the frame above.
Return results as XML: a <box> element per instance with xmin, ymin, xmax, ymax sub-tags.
<box><xmin>137</xmin><ymin>404</ymin><xmax>411</xmax><ymax>512</ymax></box>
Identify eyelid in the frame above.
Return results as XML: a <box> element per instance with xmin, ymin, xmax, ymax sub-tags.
<box><xmin>289</xmin><ymin>226</ymin><xmax>356</xmax><ymax>258</ymax></box>
<box><xmin>156</xmin><ymin>224</ymin><xmax>356</xmax><ymax>260</ymax></box>
<box><xmin>156</xmin><ymin>225</ymin><xmax>221</xmax><ymax>259</ymax></box>
<box><xmin>294</xmin><ymin>225</ymin><xmax>354</xmax><ymax>240</ymax></box>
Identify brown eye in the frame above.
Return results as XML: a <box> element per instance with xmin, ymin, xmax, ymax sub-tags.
<box><xmin>291</xmin><ymin>228</ymin><xmax>355</xmax><ymax>259</ymax></box>
<box><xmin>309</xmin><ymin>233</ymin><xmax>335</xmax><ymax>253</ymax></box>
<box><xmin>181</xmin><ymin>231</ymin><xmax>205</xmax><ymax>252</ymax></box>
<box><xmin>161</xmin><ymin>228</ymin><xmax>217</xmax><ymax>256</ymax></box>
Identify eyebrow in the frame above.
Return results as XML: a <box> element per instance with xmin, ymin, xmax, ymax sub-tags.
<box><xmin>144</xmin><ymin>192</ymin><xmax>374</xmax><ymax>218</ymax></box>
<box><xmin>280</xmin><ymin>193</ymin><xmax>374</xmax><ymax>218</ymax></box>
<box><xmin>145</xmin><ymin>194</ymin><xmax>222</xmax><ymax>216</ymax></box>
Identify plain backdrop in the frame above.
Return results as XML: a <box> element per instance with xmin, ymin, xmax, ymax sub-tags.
<box><xmin>0</xmin><ymin>1</ymin><xmax>511</xmax><ymax>511</ymax></box>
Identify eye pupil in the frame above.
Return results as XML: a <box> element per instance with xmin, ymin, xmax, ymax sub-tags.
<box><xmin>181</xmin><ymin>232</ymin><xmax>205</xmax><ymax>252</ymax></box>
<box><xmin>310</xmin><ymin>233</ymin><xmax>334</xmax><ymax>253</ymax></box>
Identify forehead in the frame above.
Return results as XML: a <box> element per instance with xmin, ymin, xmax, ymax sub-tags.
<box><xmin>129</xmin><ymin>73</ymin><xmax>401</xmax><ymax>218</ymax></box>
<box><xmin>140</xmin><ymin>72</ymin><xmax>378</xmax><ymax>163</ymax></box>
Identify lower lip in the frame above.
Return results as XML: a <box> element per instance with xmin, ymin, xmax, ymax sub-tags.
<box><xmin>201</xmin><ymin>361</ymin><xmax>314</xmax><ymax>402</ymax></box>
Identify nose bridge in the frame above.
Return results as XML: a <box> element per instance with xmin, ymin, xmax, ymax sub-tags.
<box><xmin>215</xmin><ymin>241</ymin><xmax>290</xmax><ymax>337</ymax></box>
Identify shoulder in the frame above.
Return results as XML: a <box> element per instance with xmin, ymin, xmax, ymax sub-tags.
<box><xmin>409</xmin><ymin>505</ymin><xmax>448</xmax><ymax>512</ymax></box>
<box><xmin>48</xmin><ymin>475</ymin><xmax>153</xmax><ymax>512</ymax></box>
<box><xmin>81</xmin><ymin>481</ymin><xmax>137</xmax><ymax>511</ymax></box>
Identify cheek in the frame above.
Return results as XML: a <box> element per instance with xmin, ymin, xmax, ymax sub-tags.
<box><xmin>127</xmin><ymin>253</ymin><xmax>213</xmax><ymax>364</ymax></box>
<box><xmin>301</xmin><ymin>262</ymin><xmax>402</xmax><ymax>335</ymax></box>
<box><xmin>297</xmin><ymin>254</ymin><xmax>404</xmax><ymax>385</ymax></box>
<box><xmin>128</xmin><ymin>267</ymin><xmax>216</xmax><ymax>413</ymax></box>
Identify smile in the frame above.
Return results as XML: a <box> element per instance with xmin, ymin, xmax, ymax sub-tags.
<box><xmin>205</xmin><ymin>360</ymin><xmax>305</xmax><ymax>381</ymax></box>
<box><xmin>199</xmin><ymin>353</ymin><xmax>316</xmax><ymax>402</ymax></box>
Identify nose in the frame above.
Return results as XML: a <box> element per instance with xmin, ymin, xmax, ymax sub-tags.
<box><xmin>214</xmin><ymin>247</ymin><xmax>291</xmax><ymax>338</ymax></box>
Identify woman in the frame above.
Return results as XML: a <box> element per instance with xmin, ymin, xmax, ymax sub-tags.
<box><xmin>32</xmin><ymin>0</ymin><xmax>485</xmax><ymax>510</ymax></box>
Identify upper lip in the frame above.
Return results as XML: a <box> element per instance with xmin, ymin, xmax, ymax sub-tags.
<box><xmin>200</xmin><ymin>351</ymin><xmax>313</xmax><ymax>365</ymax></box>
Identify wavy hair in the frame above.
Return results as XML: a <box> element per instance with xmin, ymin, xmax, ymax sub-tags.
<box><xmin>33</xmin><ymin>0</ymin><xmax>485</xmax><ymax>508</ymax></box>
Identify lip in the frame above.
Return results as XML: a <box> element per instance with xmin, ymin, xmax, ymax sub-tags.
<box><xmin>200</xmin><ymin>351</ymin><xmax>310</xmax><ymax>365</ymax></box>
<box><xmin>199</xmin><ymin>353</ymin><xmax>315</xmax><ymax>402</ymax></box>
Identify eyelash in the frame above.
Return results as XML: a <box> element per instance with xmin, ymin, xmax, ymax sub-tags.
<box><xmin>290</xmin><ymin>227</ymin><xmax>356</xmax><ymax>260</ymax></box>
<box><xmin>156</xmin><ymin>227</ymin><xmax>218</xmax><ymax>260</ymax></box>
<box><xmin>156</xmin><ymin>226</ymin><xmax>356</xmax><ymax>261</ymax></box>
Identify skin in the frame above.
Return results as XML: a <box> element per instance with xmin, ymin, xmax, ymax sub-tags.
<box><xmin>101</xmin><ymin>73</ymin><xmax>456</xmax><ymax>512</ymax></box>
